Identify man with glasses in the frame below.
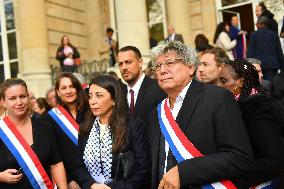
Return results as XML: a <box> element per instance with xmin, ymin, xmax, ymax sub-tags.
<box><xmin>148</xmin><ymin>41</ymin><xmax>253</xmax><ymax>189</ymax></box>
<box><xmin>118</xmin><ymin>46</ymin><xmax>166</xmax><ymax>125</ymax></box>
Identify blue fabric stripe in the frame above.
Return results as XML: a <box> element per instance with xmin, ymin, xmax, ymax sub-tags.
<box><xmin>157</xmin><ymin>103</ymin><xmax>184</xmax><ymax>162</ymax></box>
<box><xmin>0</xmin><ymin>126</ymin><xmax>41</xmax><ymax>189</ymax></box>
<box><xmin>48</xmin><ymin>110</ymin><xmax>78</xmax><ymax>145</ymax></box>
<box><xmin>202</xmin><ymin>184</ymin><xmax>215</xmax><ymax>189</ymax></box>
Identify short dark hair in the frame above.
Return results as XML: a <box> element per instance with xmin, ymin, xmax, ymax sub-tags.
<box><xmin>202</xmin><ymin>47</ymin><xmax>230</xmax><ymax>66</ymax></box>
<box><xmin>106</xmin><ymin>27</ymin><xmax>114</xmax><ymax>33</ymax></box>
<box><xmin>118</xmin><ymin>46</ymin><xmax>142</xmax><ymax>59</ymax></box>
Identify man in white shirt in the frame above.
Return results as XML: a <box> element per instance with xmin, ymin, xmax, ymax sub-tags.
<box><xmin>117</xmin><ymin>46</ymin><xmax>166</xmax><ymax>124</ymax></box>
<box><xmin>148</xmin><ymin>41</ymin><xmax>253</xmax><ymax>189</ymax></box>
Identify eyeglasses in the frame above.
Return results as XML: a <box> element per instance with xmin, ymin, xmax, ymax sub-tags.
<box><xmin>153</xmin><ymin>58</ymin><xmax>183</xmax><ymax>71</ymax></box>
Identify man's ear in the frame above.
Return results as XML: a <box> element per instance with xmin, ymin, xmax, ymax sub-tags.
<box><xmin>139</xmin><ymin>58</ymin><xmax>144</xmax><ymax>68</ymax></box>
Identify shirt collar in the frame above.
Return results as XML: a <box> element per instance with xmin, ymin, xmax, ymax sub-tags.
<box><xmin>176</xmin><ymin>80</ymin><xmax>192</xmax><ymax>102</ymax></box>
<box><xmin>127</xmin><ymin>73</ymin><xmax>145</xmax><ymax>94</ymax></box>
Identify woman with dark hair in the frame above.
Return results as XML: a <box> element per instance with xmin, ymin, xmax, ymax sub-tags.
<box><xmin>56</xmin><ymin>35</ymin><xmax>80</xmax><ymax>72</ymax></box>
<box><xmin>214</xmin><ymin>22</ymin><xmax>236</xmax><ymax>60</ymax></box>
<box><xmin>0</xmin><ymin>78</ymin><xmax>67</xmax><ymax>189</ymax></box>
<box><xmin>33</xmin><ymin>98</ymin><xmax>51</xmax><ymax>117</ymax></box>
<box><xmin>74</xmin><ymin>75</ymin><xmax>149</xmax><ymax>189</ymax></box>
<box><xmin>43</xmin><ymin>72</ymin><xmax>89</xmax><ymax>189</ymax></box>
<box><xmin>194</xmin><ymin>34</ymin><xmax>213</xmax><ymax>55</ymax></box>
<box><xmin>219</xmin><ymin>59</ymin><xmax>284</xmax><ymax>188</ymax></box>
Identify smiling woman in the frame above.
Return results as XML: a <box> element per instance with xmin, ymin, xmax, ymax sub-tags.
<box><xmin>0</xmin><ymin>78</ymin><xmax>67</xmax><ymax>189</ymax></box>
<box><xmin>43</xmin><ymin>72</ymin><xmax>89</xmax><ymax>188</ymax></box>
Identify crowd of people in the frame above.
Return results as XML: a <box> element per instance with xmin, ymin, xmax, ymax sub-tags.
<box><xmin>0</xmin><ymin>1</ymin><xmax>284</xmax><ymax>189</ymax></box>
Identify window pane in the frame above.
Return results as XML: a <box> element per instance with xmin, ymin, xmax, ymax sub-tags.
<box><xmin>0</xmin><ymin>36</ymin><xmax>3</xmax><ymax>61</ymax></box>
<box><xmin>10</xmin><ymin>61</ymin><xmax>18</xmax><ymax>78</ymax></box>
<box><xmin>222</xmin><ymin>0</ymin><xmax>249</xmax><ymax>7</ymax></box>
<box><xmin>7</xmin><ymin>32</ymin><xmax>17</xmax><ymax>59</ymax></box>
<box><xmin>0</xmin><ymin>64</ymin><xmax>4</xmax><ymax>82</ymax></box>
<box><xmin>5</xmin><ymin>2</ymin><xmax>15</xmax><ymax>30</ymax></box>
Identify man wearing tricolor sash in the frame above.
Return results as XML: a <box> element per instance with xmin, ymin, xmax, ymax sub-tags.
<box><xmin>148</xmin><ymin>41</ymin><xmax>253</xmax><ymax>189</ymax></box>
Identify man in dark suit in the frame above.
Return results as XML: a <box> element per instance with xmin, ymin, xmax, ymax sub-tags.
<box><xmin>165</xmin><ymin>25</ymin><xmax>184</xmax><ymax>44</ymax></box>
<box><xmin>149</xmin><ymin>41</ymin><xmax>253</xmax><ymax>189</ymax></box>
<box><xmin>248</xmin><ymin>16</ymin><xmax>284</xmax><ymax>81</ymax></box>
<box><xmin>117</xmin><ymin>46</ymin><xmax>166</xmax><ymax>125</ymax></box>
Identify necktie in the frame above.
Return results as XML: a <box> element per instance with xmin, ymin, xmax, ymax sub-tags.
<box><xmin>129</xmin><ymin>89</ymin><xmax>135</xmax><ymax>114</ymax></box>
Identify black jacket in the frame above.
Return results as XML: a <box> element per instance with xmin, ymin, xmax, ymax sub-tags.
<box><xmin>56</xmin><ymin>45</ymin><xmax>80</xmax><ymax>68</ymax></box>
<box><xmin>74</xmin><ymin>117</ymin><xmax>150</xmax><ymax>189</ymax></box>
<box><xmin>237</xmin><ymin>94</ymin><xmax>284</xmax><ymax>187</ymax></box>
<box><xmin>122</xmin><ymin>76</ymin><xmax>166</xmax><ymax>125</ymax></box>
<box><xmin>149</xmin><ymin>80</ymin><xmax>253</xmax><ymax>189</ymax></box>
<box><xmin>261</xmin><ymin>10</ymin><xmax>278</xmax><ymax>34</ymax></box>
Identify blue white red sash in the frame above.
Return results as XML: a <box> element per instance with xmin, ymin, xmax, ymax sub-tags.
<box><xmin>48</xmin><ymin>105</ymin><xmax>79</xmax><ymax>145</ymax></box>
<box><xmin>250</xmin><ymin>179</ymin><xmax>279</xmax><ymax>189</ymax></box>
<box><xmin>0</xmin><ymin>117</ymin><xmax>53</xmax><ymax>189</ymax></box>
<box><xmin>157</xmin><ymin>99</ymin><xmax>237</xmax><ymax>189</ymax></box>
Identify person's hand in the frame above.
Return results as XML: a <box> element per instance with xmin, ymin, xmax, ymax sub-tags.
<box><xmin>158</xmin><ymin>166</ymin><xmax>180</xmax><ymax>189</ymax></box>
<box><xmin>0</xmin><ymin>169</ymin><xmax>23</xmax><ymax>184</ymax></box>
<box><xmin>90</xmin><ymin>183</ymin><xmax>111</xmax><ymax>189</ymax></box>
<box><xmin>68</xmin><ymin>180</ymin><xmax>80</xmax><ymax>189</ymax></box>
<box><xmin>238</xmin><ymin>31</ymin><xmax>247</xmax><ymax>35</ymax></box>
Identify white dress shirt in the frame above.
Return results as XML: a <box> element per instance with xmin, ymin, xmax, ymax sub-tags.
<box><xmin>127</xmin><ymin>73</ymin><xmax>145</xmax><ymax>107</ymax></box>
<box><xmin>164</xmin><ymin>80</ymin><xmax>192</xmax><ymax>174</ymax></box>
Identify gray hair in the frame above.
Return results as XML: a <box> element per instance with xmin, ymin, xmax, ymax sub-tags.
<box><xmin>45</xmin><ymin>86</ymin><xmax>55</xmax><ymax>98</ymax></box>
<box><xmin>150</xmin><ymin>41</ymin><xmax>200</xmax><ymax>69</ymax></box>
<box><xmin>246</xmin><ymin>58</ymin><xmax>261</xmax><ymax>65</ymax></box>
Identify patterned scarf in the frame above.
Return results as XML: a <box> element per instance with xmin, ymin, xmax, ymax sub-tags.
<box><xmin>83</xmin><ymin>117</ymin><xmax>113</xmax><ymax>184</ymax></box>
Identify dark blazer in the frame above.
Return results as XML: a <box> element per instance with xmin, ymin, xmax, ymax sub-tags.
<box><xmin>122</xmin><ymin>76</ymin><xmax>166</xmax><ymax>125</ymax></box>
<box><xmin>42</xmin><ymin>107</ymin><xmax>88</xmax><ymax>183</ymax></box>
<box><xmin>149</xmin><ymin>80</ymin><xmax>253</xmax><ymax>189</ymax></box>
<box><xmin>237</xmin><ymin>94</ymin><xmax>284</xmax><ymax>188</ymax></box>
<box><xmin>74</xmin><ymin>117</ymin><xmax>150</xmax><ymax>189</ymax></box>
<box><xmin>56</xmin><ymin>45</ymin><xmax>80</xmax><ymax>68</ymax></box>
<box><xmin>165</xmin><ymin>33</ymin><xmax>184</xmax><ymax>44</ymax></box>
<box><xmin>247</xmin><ymin>28</ymin><xmax>284</xmax><ymax>70</ymax></box>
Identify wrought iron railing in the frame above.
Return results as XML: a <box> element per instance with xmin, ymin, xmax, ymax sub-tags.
<box><xmin>50</xmin><ymin>58</ymin><xmax>109</xmax><ymax>84</ymax></box>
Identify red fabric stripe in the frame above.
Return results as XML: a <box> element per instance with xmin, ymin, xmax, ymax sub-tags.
<box><xmin>57</xmin><ymin>105</ymin><xmax>79</xmax><ymax>131</ymax></box>
<box><xmin>163</xmin><ymin>100</ymin><xmax>237</xmax><ymax>189</ymax></box>
<box><xmin>3</xmin><ymin>117</ymin><xmax>53</xmax><ymax>189</ymax></box>
<box><xmin>163</xmin><ymin>100</ymin><xmax>202</xmax><ymax>157</ymax></box>
<box><xmin>220</xmin><ymin>180</ymin><xmax>238</xmax><ymax>189</ymax></box>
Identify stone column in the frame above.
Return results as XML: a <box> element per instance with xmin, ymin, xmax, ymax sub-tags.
<box><xmin>115</xmin><ymin>0</ymin><xmax>150</xmax><ymax>61</ymax></box>
<box><xmin>166</xmin><ymin>0</ymin><xmax>192</xmax><ymax>45</ymax></box>
<box><xmin>86</xmin><ymin>0</ymin><xmax>105</xmax><ymax>60</ymax></box>
<box><xmin>14</xmin><ymin>0</ymin><xmax>51</xmax><ymax>97</ymax></box>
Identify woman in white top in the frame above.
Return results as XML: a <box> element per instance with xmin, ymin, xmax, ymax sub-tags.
<box><xmin>214</xmin><ymin>22</ymin><xmax>236</xmax><ymax>60</ymax></box>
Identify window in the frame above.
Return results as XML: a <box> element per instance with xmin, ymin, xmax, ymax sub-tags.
<box><xmin>0</xmin><ymin>0</ymin><xmax>18</xmax><ymax>82</ymax></box>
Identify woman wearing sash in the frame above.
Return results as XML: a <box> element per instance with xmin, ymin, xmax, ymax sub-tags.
<box><xmin>44</xmin><ymin>72</ymin><xmax>89</xmax><ymax>189</ymax></box>
<box><xmin>74</xmin><ymin>75</ymin><xmax>149</xmax><ymax>189</ymax></box>
<box><xmin>219</xmin><ymin>59</ymin><xmax>284</xmax><ymax>188</ymax></box>
<box><xmin>0</xmin><ymin>78</ymin><xmax>67</xmax><ymax>189</ymax></box>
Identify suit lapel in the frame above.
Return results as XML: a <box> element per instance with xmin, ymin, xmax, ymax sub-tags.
<box><xmin>176</xmin><ymin>80</ymin><xmax>203</xmax><ymax>132</ymax></box>
<box><xmin>134</xmin><ymin>76</ymin><xmax>149</xmax><ymax>113</ymax></box>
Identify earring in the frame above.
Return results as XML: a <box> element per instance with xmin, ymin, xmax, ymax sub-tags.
<box><xmin>112</xmin><ymin>102</ymin><xmax>115</xmax><ymax>106</ymax></box>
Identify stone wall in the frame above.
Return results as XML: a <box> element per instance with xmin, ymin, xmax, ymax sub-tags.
<box><xmin>45</xmin><ymin>0</ymin><xmax>88</xmax><ymax>68</ymax></box>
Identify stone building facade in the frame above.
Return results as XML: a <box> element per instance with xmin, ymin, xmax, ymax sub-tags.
<box><xmin>1</xmin><ymin>0</ymin><xmax>284</xmax><ymax>96</ymax></box>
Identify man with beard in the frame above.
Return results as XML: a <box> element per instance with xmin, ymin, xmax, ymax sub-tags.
<box><xmin>197</xmin><ymin>47</ymin><xmax>230</xmax><ymax>86</ymax></box>
<box><xmin>118</xmin><ymin>46</ymin><xmax>166</xmax><ymax>124</ymax></box>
